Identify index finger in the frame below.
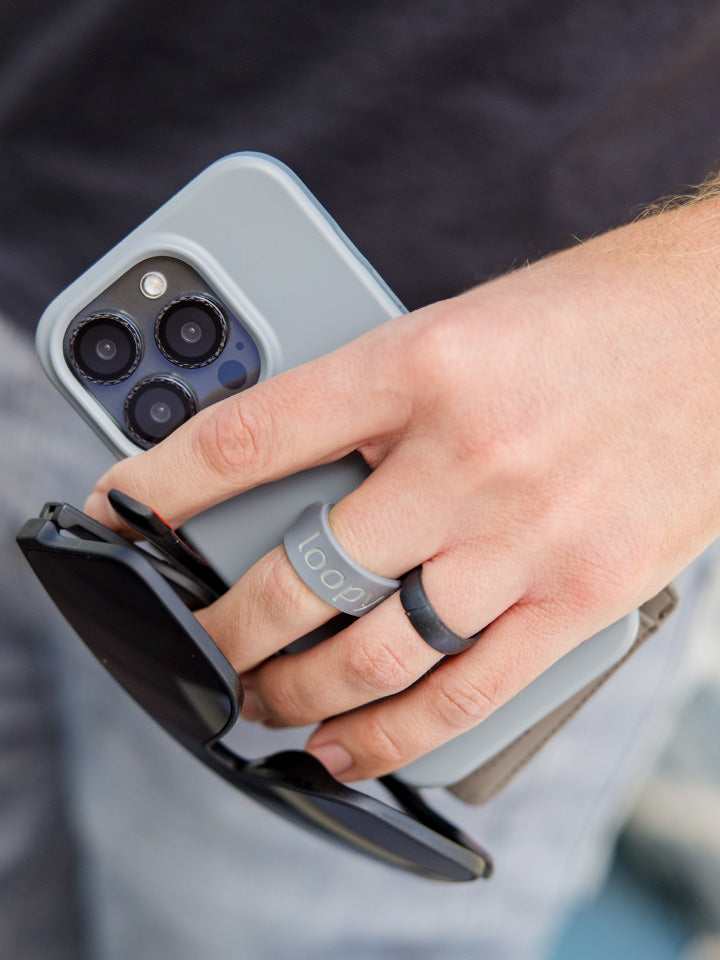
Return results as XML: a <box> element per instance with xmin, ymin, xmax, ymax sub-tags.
<box><xmin>84</xmin><ymin>325</ymin><xmax>409</xmax><ymax>529</ymax></box>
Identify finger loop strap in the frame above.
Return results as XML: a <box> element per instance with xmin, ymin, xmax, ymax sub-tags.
<box><xmin>400</xmin><ymin>566</ymin><xmax>482</xmax><ymax>655</ymax></box>
<box><xmin>284</xmin><ymin>503</ymin><xmax>401</xmax><ymax>617</ymax></box>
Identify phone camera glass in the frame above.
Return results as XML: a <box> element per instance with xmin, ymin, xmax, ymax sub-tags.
<box><xmin>125</xmin><ymin>377</ymin><xmax>196</xmax><ymax>445</ymax></box>
<box><xmin>69</xmin><ymin>314</ymin><xmax>141</xmax><ymax>384</ymax></box>
<box><xmin>155</xmin><ymin>296</ymin><xmax>228</xmax><ymax>368</ymax></box>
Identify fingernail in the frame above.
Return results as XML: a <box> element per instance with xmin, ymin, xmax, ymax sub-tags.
<box><xmin>241</xmin><ymin>688</ymin><xmax>267</xmax><ymax>723</ymax></box>
<box><xmin>307</xmin><ymin>743</ymin><xmax>353</xmax><ymax>778</ymax></box>
<box><xmin>241</xmin><ymin>687</ymin><xmax>270</xmax><ymax>724</ymax></box>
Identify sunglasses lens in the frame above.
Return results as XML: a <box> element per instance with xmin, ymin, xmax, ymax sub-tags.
<box><xmin>311</xmin><ymin>796</ymin><xmax>478</xmax><ymax>880</ymax></box>
<box><xmin>22</xmin><ymin>538</ymin><xmax>238</xmax><ymax>743</ymax></box>
<box><xmin>259</xmin><ymin>769</ymin><xmax>483</xmax><ymax>881</ymax></box>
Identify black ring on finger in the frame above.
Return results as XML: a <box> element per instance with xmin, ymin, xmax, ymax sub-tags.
<box><xmin>400</xmin><ymin>566</ymin><xmax>482</xmax><ymax>656</ymax></box>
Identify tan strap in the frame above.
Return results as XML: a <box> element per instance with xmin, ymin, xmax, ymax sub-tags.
<box><xmin>447</xmin><ymin>585</ymin><xmax>680</xmax><ymax>805</ymax></box>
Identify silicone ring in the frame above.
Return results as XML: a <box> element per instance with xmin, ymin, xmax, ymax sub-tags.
<box><xmin>283</xmin><ymin>503</ymin><xmax>401</xmax><ymax>617</ymax></box>
<box><xmin>400</xmin><ymin>566</ymin><xmax>482</xmax><ymax>655</ymax></box>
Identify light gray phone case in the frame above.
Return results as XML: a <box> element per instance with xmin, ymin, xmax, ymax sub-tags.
<box><xmin>35</xmin><ymin>153</ymin><xmax>639</xmax><ymax>789</ymax></box>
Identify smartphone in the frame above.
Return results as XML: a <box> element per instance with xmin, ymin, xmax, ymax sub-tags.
<box><xmin>35</xmin><ymin>153</ymin><xmax>639</xmax><ymax>788</ymax></box>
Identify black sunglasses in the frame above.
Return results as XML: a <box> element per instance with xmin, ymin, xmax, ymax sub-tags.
<box><xmin>16</xmin><ymin>492</ymin><xmax>492</xmax><ymax>882</ymax></box>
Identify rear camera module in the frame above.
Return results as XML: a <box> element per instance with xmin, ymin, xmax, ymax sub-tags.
<box><xmin>155</xmin><ymin>295</ymin><xmax>228</xmax><ymax>368</ymax></box>
<box><xmin>69</xmin><ymin>314</ymin><xmax>141</xmax><ymax>384</ymax></box>
<box><xmin>124</xmin><ymin>376</ymin><xmax>196</xmax><ymax>445</ymax></box>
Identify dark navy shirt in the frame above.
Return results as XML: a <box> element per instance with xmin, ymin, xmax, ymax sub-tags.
<box><xmin>2</xmin><ymin>0</ymin><xmax>720</xmax><ymax>332</ymax></box>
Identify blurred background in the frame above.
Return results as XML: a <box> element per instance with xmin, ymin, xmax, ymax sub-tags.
<box><xmin>550</xmin><ymin>571</ymin><xmax>720</xmax><ymax>960</ymax></box>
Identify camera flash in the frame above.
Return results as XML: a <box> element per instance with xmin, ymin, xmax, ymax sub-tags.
<box><xmin>140</xmin><ymin>271</ymin><xmax>167</xmax><ymax>299</ymax></box>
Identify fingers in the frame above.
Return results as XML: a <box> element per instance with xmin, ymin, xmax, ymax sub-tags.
<box><xmin>237</xmin><ymin>542</ymin><xmax>528</xmax><ymax>730</ymax></box>
<box><xmin>239</xmin><ymin>593</ymin><xmax>441</xmax><ymax>726</ymax></box>
<box><xmin>303</xmin><ymin>602</ymin><xmax>580</xmax><ymax>782</ymax></box>
<box><xmin>84</xmin><ymin>326</ymin><xmax>410</xmax><ymax>529</ymax></box>
<box><xmin>193</xmin><ymin>446</ymin><xmax>465</xmax><ymax>674</ymax></box>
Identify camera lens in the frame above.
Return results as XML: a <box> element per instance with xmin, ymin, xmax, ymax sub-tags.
<box><xmin>124</xmin><ymin>377</ymin><xmax>196</xmax><ymax>445</ymax></box>
<box><xmin>69</xmin><ymin>314</ymin><xmax>141</xmax><ymax>383</ymax></box>
<box><xmin>155</xmin><ymin>296</ymin><xmax>228</xmax><ymax>368</ymax></box>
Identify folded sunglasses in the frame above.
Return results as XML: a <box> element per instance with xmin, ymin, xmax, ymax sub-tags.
<box><xmin>17</xmin><ymin>492</ymin><xmax>492</xmax><ymax>882</ymax></box>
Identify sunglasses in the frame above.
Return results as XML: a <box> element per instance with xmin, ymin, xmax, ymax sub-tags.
<box><xmin>16</xmin><ymin>491</ymin><xmax>492</xmax><ymax>882</ymax></box>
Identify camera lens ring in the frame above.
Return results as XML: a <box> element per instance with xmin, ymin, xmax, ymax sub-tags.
<box><xmin>155</xmin><ymin>295</ymin><xmax>228</xmax><ymax>368</ymax></box>
<box><xmin>124</xmin><ymin>376</ymin><xmax>197</xmax><ymax>446</ymax></box>
<box><xmin>68</xmin><ymin>313</ymin><xmax>142</xmax><ymax>384</ymax></box>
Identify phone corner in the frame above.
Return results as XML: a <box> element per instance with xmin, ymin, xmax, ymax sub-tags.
<box><xmin>35</xmin><ymin>300</ymin><xmax>64</xmax><ymax>388</ymax></box>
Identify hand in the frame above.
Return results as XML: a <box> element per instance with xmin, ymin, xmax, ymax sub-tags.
<box><xmin>85</xmin><ymin>198</ymin><xmax>720</xmax><ymax>782</ymax></box>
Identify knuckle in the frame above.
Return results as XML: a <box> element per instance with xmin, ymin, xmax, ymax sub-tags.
<box><xmin>252</xmin><ymin>548</ymin><xmax>318</xmax><ymax>630</ymax></box>
<box><xmin>403</xmin><ymin>304</ymin><xmax>468</xmax><ymax>390</ymax></box>
<box><xmin>260</xmin><ymin>679</ymin><xmax>309</xmax><ymax>727</ymax></box>
<box><xmin>343</xmin><ymin>631</ymin><xmax>419</xmax><ymax>696</ymax></box>
<box><xmin>563</xmin><ymin>533</ymin><xmax>651</xmax><ymax>615</ymax></box>
<box><xmin>428</xmin><ymin>675</ymin><xmax>500</xmax><ymax>732</ymax></box>
<box><xmin>359</xmin><ymin>716</ymin><xmax>409</xmax><ymax>771</ymax></box>
<box><xmin>196</xmin><ymin>397</ymin><xmax>272</xmax><ymax>483</ymax></box>
<box><xmin>400</xmin><ymin>302</ymin><xmax>546</xmax><ymax>483</ymax></box>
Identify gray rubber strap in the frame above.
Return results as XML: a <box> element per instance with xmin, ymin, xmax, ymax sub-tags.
<box><xmin>283</xmin><ymin>502</ymin><xmax>401</xmax><ymax>616</ymax></box>
<box><xmin>400</xmin><ymin>566</ymin><xmax>482</xmax><ymax>655</ymax></box>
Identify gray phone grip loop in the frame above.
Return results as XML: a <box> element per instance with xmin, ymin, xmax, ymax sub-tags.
<box><xmin>283</xmin><ymin>503</ymin><xmax>401</xmax><ymax>616</ymax></box>
<box><xmin>400</xmin><ymin>566</ymin><xmax>482</xmax><ymax>655</ymax></box>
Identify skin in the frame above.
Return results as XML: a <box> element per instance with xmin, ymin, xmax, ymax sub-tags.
<box><xmin>85</xmin><ymin>196</ymin><xmax>720</xmax><ymax>782</ymax></box>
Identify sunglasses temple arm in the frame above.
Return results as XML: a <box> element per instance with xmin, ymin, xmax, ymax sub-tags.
<box><xmin>379</xmin><ymin>774</ymin><xmax>493</xmax><ymax>877</ymax></box>
<box><xmin>107</xmin><ymin>489</ymin><xmax>228</xmax><ymax>595</ymax></box>
<box><xmin>378</xmin><ymin>775</ymin><xmax>450</xmax><ymax>827</ymax></box>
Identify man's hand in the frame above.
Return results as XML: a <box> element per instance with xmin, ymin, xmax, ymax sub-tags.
<box><xmin>85</xmin><ymin>199</ymin><xmax>720</xmax><ymax>781</ymax></box>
